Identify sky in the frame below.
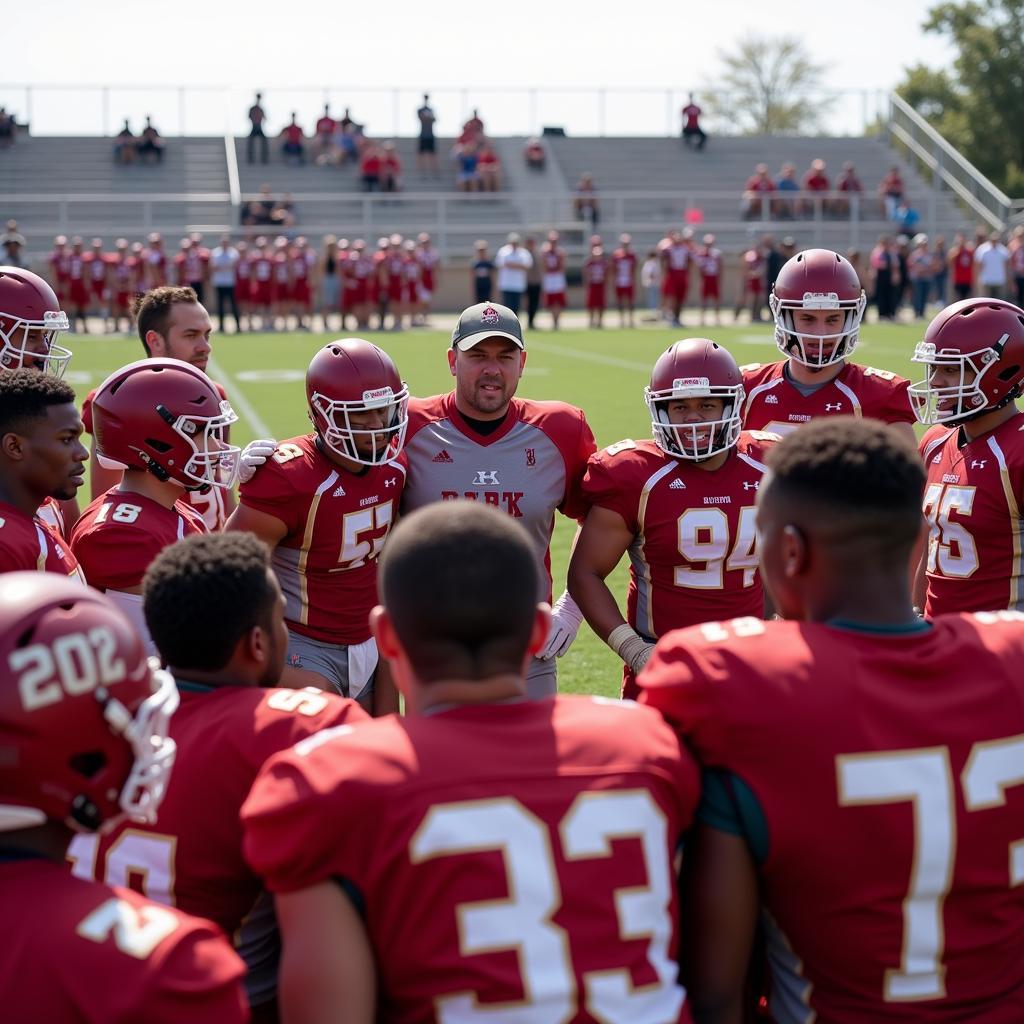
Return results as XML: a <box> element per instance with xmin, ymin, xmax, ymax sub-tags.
<box><xmin>2</xmin><ymin>0</ymin><xmax>955</xmax><ymax>137</ymax></box>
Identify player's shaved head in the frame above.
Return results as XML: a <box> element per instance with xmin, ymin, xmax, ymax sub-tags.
<box><xmin>143</xmin><ymin>532</ymin><xmax>281</xmax><ymax>675</ymax></box>
<box><xmin>378</xmin><ymin>502</ymin><xmax>540</xmax><ymax>683</ymax></box>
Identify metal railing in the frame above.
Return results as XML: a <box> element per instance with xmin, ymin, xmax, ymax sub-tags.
<box><xmin>889</xmin><ymin>93</ymin><xmax>1013</xmax><ymax>230</ymax></box>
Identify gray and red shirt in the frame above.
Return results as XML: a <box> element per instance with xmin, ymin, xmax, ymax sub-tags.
<box><xmin>403</xmin><ymin>393</ymin><xmax>596</xmax><ymax>600</ymax></box>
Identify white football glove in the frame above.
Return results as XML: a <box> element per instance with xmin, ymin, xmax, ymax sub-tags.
<box><xmin>237</xmin><ymin>439</ymin><xmax>278</xmax><ymax>485</ymax></box>
<box><xmin>607</xmin><ymin>624</ymin><xmax>657</xmax><ymax>675</ymax></box>
<box><xmin>538</xmin><ymin>590</ymin><xmax>585</xmax><ymax>660</ymax></box>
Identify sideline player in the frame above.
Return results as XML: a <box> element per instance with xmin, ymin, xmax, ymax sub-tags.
<box><xmin>660</xmin><ymin>228</ymin><xmax>693</xmax><ymax>325</ymax></box>
<box><xmin>640</xmin><ymin>417</ymin><xmax>1024</xmax><ymax>1022</ymax></box>
<box><xmin>909</xmin><ymin>297</ymin><xmax>1024</xmax><ymax>616</ymax></box>
<box><xmin>0</xmin><ymin>572</ymin><xmax>248</xmax><ymax>1022</ymax></box>
<box><xmin>226</xmin><ymin>339</ymin><xmax>407</xmax><ymax>711</ymax></box>
<box><xmin>741</xmin><ymin>247</ymin><xmax>916</xmax><ymax>443</ymax></box>
<box><xmin>696</xmin><ymin>233</ymin><xmax>723</xmax><ymax>326</ymax></box>
<box><xmin>69</xmin><ymin>532</ymin><xmax>368</xmax><ymax>1023</ymax></box>
<box><xmin>612</xmin><ymin>232</ymin><xmax>637</xmax><ymax>328</ymax></box>
<box><xmin>401</xmin><ymin>301</ymin><xmax>597</xmax><ymax>697</ymax></box>
<box><xmin>0</xmin><ymin>368</ymin><xmax>86</xmax><ymax>576</ymax></box>
<box><xmin>569</xmin><ymin>339</ymin><xmax>776</xmax><ymax>698</ymax></box>
<box><xmin>242</xmin><ymin>501</ymin><xmax>700</xmax><ymax>1024</ymax></box>
<box><xmin>540</xmin><ymin>229</ymin><xmax>568</xmax><ymax>329</ymax></box>
<box><xmin>71</xmin><ymin>358</ymin><xmax>240</xmax><ymax>652</ymax></box>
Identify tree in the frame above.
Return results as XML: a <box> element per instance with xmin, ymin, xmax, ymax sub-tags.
<box><xmin>708</xmin><ymin>35</ymin><xmax>833</xmax><ymax>135</ymax></box>
<box><xmin>895</xmin><ymin>0</ymin><xmax>1024</xmax><ymax>195</ymax></box>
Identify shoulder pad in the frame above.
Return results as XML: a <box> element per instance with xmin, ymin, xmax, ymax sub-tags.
<box><xmin>604</xmin><ymin>439</ymin><xmax>638</xmax><ymax>457</ymax></box>
<box><xmin>747</xmin><ymin>430</ymin><xmax>782</xmax><ymax>442</ymax></box>
<box><xmin>738</xmin><ymin>363</ymin><xmax>762</xmax><ymax>373</ymax></box>
<box><xmin>862</xmin><ymin>366</ymin><xmax>898</xmax><ymax>381</ymax></box>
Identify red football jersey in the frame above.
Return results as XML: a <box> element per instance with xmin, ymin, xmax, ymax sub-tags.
<box><xmin>582</xmin><ymin>434</ymin><xmax>776</xmax><ymax>640</ymax></box>
<box><xmin>611</xmin><ymin>249</ymin><xmax>636</xmax><ymax>287</ymax></box>
<box><xmin>919</xmin><ymin>412</ymin><xmax>1024</xmax><ymax>618</ymax></box>
<box><xmin>741</xmin><ymin>360</ymin><xmax>914</xmax><ymax>434</ymax></box>
<box><xmin>640</xmin><ymin>612</ymin><xmax>1024</xmax><ymax>1022</ymax></box>
<box><xmin>239</xmin><ymin>433</ymin><xmax>406</xmax><ymax>644</ymax></box>
<box><xmin>70</xmin><ymin>488</ymin><xmax>206</xmax><ymax>592</ymax></box>
<box><xmin>68</xmin><ymin>683</ymin><xmax>367</xmax><ymax>1008</ymax></box>
<box><xmin>243</xmin><ymin>695</ymin><xmax>699</xmax><ymax>1023</ymax></box>
<box><xmin>0</xmin><ymin>500</ymin><xmax>83</xmax><ymax>578</ymax></box>
<box><xmin>1</xmin><ymin>858</ymin><xmax>247</xmax><ymax>1023</ymax></box>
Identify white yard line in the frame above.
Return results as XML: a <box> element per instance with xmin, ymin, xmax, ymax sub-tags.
<box><xmin>207</xmin><ymin>355</ymin><xmax>273</xmax><ymax>438</ymax></box>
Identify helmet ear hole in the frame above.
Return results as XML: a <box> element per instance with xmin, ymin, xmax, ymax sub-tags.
<box><xmin>69</xmin><ymin>751</ymin><xmax>107</xmax><ymax>780</ymax></box>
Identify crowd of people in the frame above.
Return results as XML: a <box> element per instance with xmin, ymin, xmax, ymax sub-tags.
<box><xmin>741</xmin><ymin>157</ymin><xmax>878</xmax><ymax>219</ymax></box>
<box><xmin>2</xmin><ymin>244</ymin><xmax>1024</xmax><ymax>1022</ymax></box>
<box><xmin>112</xmin><ymin>116</ymin><xmax>166</xmax><ymax>164</ymax></box>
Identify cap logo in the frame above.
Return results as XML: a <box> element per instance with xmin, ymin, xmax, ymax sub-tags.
<box><xmin>481</xmin><ymin>306</ymin><xmax>500</xmax><ymax>325</ymax></box>
<box><xmin>363</xmin><ymin>386</ymin><xmax>394</xmax><ymax>403</ymax></box>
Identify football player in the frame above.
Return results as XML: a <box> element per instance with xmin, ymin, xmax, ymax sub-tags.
<box><xmin>742</xmin><ymin>247</ymin><xmax>916</xmax><ymax>442</ymax></box>
<box><xmin>569</xmin><ymin>339</ymin><xmax>777</xmax><ymax>699</ymax></box>
<box><xmin>401</xmin><ymin>301</ymin><xmax>597</xmax><ymax>698</ymax></box>
<box><xmin>612</xmin><ymin>233</ymin><xmax>637</xmax><ymax>328</ymax></box>
<box><xmin>0</xmin><ymin>573</ymin><xmax>248</xmax><ymax>1022</ymax></box>
<box><xmin>226</xmin><ymin>339</ymin><xmax>408</xmax><ymax>712</ymax></box>
<box><xmin>0</xmin><ymin>368</ymin><xmax>85</xmax><ymax>576</ymax></box>
<box><xmin>910</xmin><ymin>297</ymin><xmax>1024</xmax><ymax>616</ymax></box>
<box><xmin>640</xmin><ymin>417</ymin><xmax>1024</xmax><ymax>1022</ymax></box>
<box><xmin>242</xmin><ymin>502</ymin><xmax>699</xmax><ymax>1024</ymax></box>
<box><xmin>70</xmin><ymin>358</ymin><xmax>240</xmax><ymax>652</ymax></box>
<box><xmin>69</xmin><ymin>532</ymin><xmax>368</xmax><ymax>1023</ymax></box>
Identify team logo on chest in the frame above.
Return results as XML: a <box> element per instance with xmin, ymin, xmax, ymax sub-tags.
<box><xmin>764</xmin><ymin>394</ymin><xmax>779</xmax><ymax>405</ymax></box>
<box><xmin>669</xmin><ymin>478</ymin><xmax>686</xmax><ymax>490</ymax></box>
<box><xmin>742</xmin><ymin>480</ymin><xmax>760</xmax><ymax>491</ymax></box>
<box><xmin>526</xmin><ymin>448</ymin><xmax>536</xmax><ymax>467</ymax></box>
<box><xmin>473</xmin><ymin>469</ymin><xmax>500</xmax><ymax>486</ymax></box>
<box><xmin>970</xmin><ymin>459</ymin><xmax>987</xmax><ymax>469</ymax></box>
<box><xmin>825</xmin><ymin>402</ymin><xmax>843</xmax><ymax>412</ymax></box>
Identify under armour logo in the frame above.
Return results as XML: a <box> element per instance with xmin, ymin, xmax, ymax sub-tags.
<box><xmin>970</xmin><ymin>459</ymin><xmax>987</xmax><ymax>469</ymax></box>
<box><xmin>385</xmin><ymin>478</ymin><xmax>397</xmax><ymax>488</ymax></box>
<box><xmin>824</xmin><ymin>402</ymin><xmax>843</xmax><ymax>412</ymax></box>
<box><xmin>473</xmin><ymin>470</ymin><xmax>500</xmax><ymax>486</ymax></box>
<box><xmin>332</xmin><ymin>484</ymin><xmax>347</xmax><ymax>498</ymax></box>
<box><xmin>669</xmin><ymin>478</ymin><xmax>686</xmax><ymax>490</ymax></box>
<box><xmin>764</xmin><ymin>394</ymin><xmax>779</xmax><ymax>405</ymax></box>
<box><xmin>742</xmin><ymin>480</ymin><xmax>760</xmax><ymax>491</ymax></box>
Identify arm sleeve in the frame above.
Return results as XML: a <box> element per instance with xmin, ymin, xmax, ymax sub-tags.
<box><xmin>579</xmin><ymin>451</ymin><xmax>640</xmax><ymax>532</ymax></box>
<box><xmin>71</xmin><ymin>524</ymin><xmax>167</xmax><ymax>592</ymax></box>
<box><xmin>883</xmin><ymin>377</ymin><xmax>916</xmax><ymax>425</ymax></box>
<box><xmin>238</xmin><ymin>458</ymin><xmax>299</xmax><ymax>534</ymax></box>
<box><xmin>559</xmin><ymin>410</ymin><xmax>599</xmax><ymax>521</ymax></box>
<box><xmin>698</xmin><ymin>769</ymin><xmax>770</xmax><ymax>865</ymax></box>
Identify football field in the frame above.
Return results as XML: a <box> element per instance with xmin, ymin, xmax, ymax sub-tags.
<box><xmin>66</xmin><ymin>316</ymin><xmax>925</xmax><ymax>697</ymax></box>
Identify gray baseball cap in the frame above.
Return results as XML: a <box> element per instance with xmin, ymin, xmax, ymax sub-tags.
<box><xmin>451</xmin><ymin>301</ymin><xmax>525</xmax><ymax>351</ymax></box>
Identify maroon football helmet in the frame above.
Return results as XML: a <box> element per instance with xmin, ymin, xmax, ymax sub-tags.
<box><xmin>645</xmin><ymin>339</ymin><xmax>745</xmax><ymax>460</ymax></box>
<box><xmin>0</xmin><ymin>266</ymin><xmax>72</xmax><ymax>377</ymax></box>
<box><xmin>769</xmin><ymin>248</ymin><xmax>866</xmax><ymax>369</ymax></box>
<box><xmin>0</xmin><ymin>573</ymin><xmax>178</xmax><ymax>833</ymax></box>
<box><xmin>909</xmin><ymin>297</ymin><xmax>1024</xmax><ymax>424</ymax></box>
<box><xmin>306</xmin><ymin>339</ymin><xmax>409</xmax><ymax>465</ymax></box>
<box><xmin>92</xmin><ymin>357</ymin><xmax>240</xmax><ymax>489</ymax></box>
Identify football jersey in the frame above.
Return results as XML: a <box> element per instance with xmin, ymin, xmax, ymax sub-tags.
<box><xmin>81</xmin><ymin>383</ymin><xmax>232</xmax><ymax>531</ymax></box>
<box><xmin>0</xmin><ymin>857</ymin><xmax>247</xmax><ymax>1024</ymax></box>
<box><xmin>581</xmin><ymin>434</ymin><xmax>776</xmax><ymax>639</ymax></box>
<box><xmin>741</xmin><ymin>360</ymin><xmax>914</xmax><ymax>434</ymax></box>
<box><xmin>71</xmin><ymin>488</ymin><xmax>205</xmax><ymax>592</ymax></box>
<box><xmin>239</xmin><ymin>433</ymin><xmax>406</xmax><ymax>644</ymax></box>
<box><xmin>403</xmin><ymin>393</ymin><xmax>596</xmax><ymax>601</ymax></box>
<box><xmin>242</xmin><ymin>695</ymin><xmax>699</xmax><ymax>1024</ymax></box>
<box><xmin>919</xmin><ymin>412</ymin><xmax>1024</xmax><ymax>617</ymax></box>
<box><xmin>0</xmin><ymin>500</ymin><xmax>83</xmax><ymax>579</ymax></box>
<box><xmin>612</xmin><ymin>249</ymin><xmax>636</xmax><ymax>286</ymax></box>
<box><xmin>639</xmin><ymin>612</ymin><xmax>1024</xmax><ymax>1023</ymax></box>
<box><xmin>35</xmin><ymin>495</ymin><xmax>68</xmax><ymax>540</ymax></box>
<box><xmin>69</xmin><ymin>682</ymin><xmax>368</xmax><ymax>1008</ymax></box>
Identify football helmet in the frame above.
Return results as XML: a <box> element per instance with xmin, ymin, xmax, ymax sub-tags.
<box><xmin>92</xmin><ymin>357</ymin><xmax>240</xmax><ymax>489</ymax></box>
<box><xmin>306</xmin><ymin>339</ymin><xmax>409</xmax><ymax>465</ymax></box>
<box><xmin>769</xmin><ymin>248</ymin><xmax>866</xmax><ymax>369</ymax></box>
<box><xmin>0</xmin><ymin>573</ymin><xmax>178</xmax><ymax>833</ymax></box>
<box><xmin>0</xmin><ymin>267</ymin><xmax>72</xmax><ymax>377</ymax></box>
<box><xmin>645</xmin><ymin>339</ymin><xmax>745</xmax><ymax>460</ymax></box>
<box><xmin>908</xmin><ymin>297</ymin><xmax>1024</xmax><ymax>425</ymax></box>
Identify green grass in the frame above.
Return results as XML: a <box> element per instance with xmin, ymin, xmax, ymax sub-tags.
<box><xmin>66</xmin><ymin>318</ymin><xmax>924</xmax><ymax>698</ymax></box>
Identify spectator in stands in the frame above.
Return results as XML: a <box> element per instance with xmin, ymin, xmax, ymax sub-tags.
<box><xmin>835</xmin><ymin>161</ymin><xmax>863</xmax><ymax>218</ymax></box>
<box><xmin>313</xmin><ymin>104</ymin><xmax>336</xmax><ymax>164</ymax></box>
<box><xmin>907</xmin><ymin>233</ymin><xmax>933</xmax><ymax>319</ymax></box>
<box><xmin>641</xmin><ymin>247</ymin><xmax>661</xmax><ymax>321</ymax></box>
<box><xmin>136</xmin><ymin>117</ymin><xmax>165</xmax><ymax>163</ymax></box>
<box><xmin>0</xmin><ymin>107</ymin><xmax>15</xmax><ymax>148</ymax></box>
<box><xmin>247</xmin><ymin>92</ymin><xmax>268</xmax><ymax>164</ymax></box>
<box><xmin>680</xmin><ymin>93</ymin><xmax>706</xmax><ymax>150</ymax></box>
<box><xmin>477</xmin><ymin>142</ymin><xmax>501</xmax><ymax>191</ymax></box>
<box><xmin>471</xmin><ymin>240</ymin><xmax>494</xmax><ymax>303</ymax></box>
<box><xmin>280</xmin><ymin>113</ymin><xmax>305</xmax><ymax>165</ymax></box>
<box><xmin>360</xmin><ymin>143</ymin><xmax>382</xmax><ymax>191</ymax></box>
<box><xmin>211</xmin><ymin>233</ymin><xmax>241</xmax><ymax>333</ymax></box>
<box><xmin>869</xmin><ymin>234</ymin><xmax>900</xmax><ymax>320</ymax></box>
<box><xmin>523</xmin><ymin>136</ymin><xmax>546</xmax><ymax>171</ymax></box>
<box><xmin>113</xmin><ymin>120</ymin><xmax>136</xmax><ymax>164</ymax></box>
<box><xmin>453</xmin><ymin>141</ymin><xmax>479</xmax><ymax>192</ymax></box>
<box><xmin>1</xmin><ymin>221</ymin><xmax>26</xmax><ymax>268</ymax></box>
<box><xmin>947</xmin><ymin>232</ymin><xmax>975</xmax><ymax>301</ymax></box>
<box><xmin>878</xmin><ymin>165</ymin><xmax>904</xmax><ymax>220</ymax></box>
<box><xmin>416</xmin><ymin>93</ymin><xmax>438</xmax><ymax>176</ymax></box>
<box><xmin>495</xmin><ymin>232</ymin><xmax>532</xmax><ymax>313</ymax></box>
<box><xmin>272</xmin><ymin>192</ymin><xmax>296</xmax><ymax>229</ymax></box>
<box><xmin>461</xmin><ymin>108</ymin><xmax>484</xmax><ymax>144</ymax></box>
<box><xmin>333</xmin><ymin>120</ymin><xmax>361</xmax><ymax>165</ymax></box>
<box><xmin>380</xmin><ymin>142</ymin><xmax>402</xmax><ymax>192</ymax></box>
<box><xmin>1010</xmin><ymin>225</ymin><xmax>1024</xmax><ymax>307</ymax></box>
<box><xmin>574</xmin><ymin>172</ymin><xmax>600</xmax><ymax>227</ymax></box>
<box><xmin>742</xmin><ymin>163</ymin><xmax>775</xmax><ymax>219</ymax></box>
<box><xmin>773</xmin><ymin>163</ymin><xmax>799</xmax><ymax>218</ymax></box>
<box><xmin>801</xmin><ymin>158</ymin><xmax>830</xmax><ymax>217</ymax></box>
<box><xmin>930</xmin><ymin>235</ymin><xmax>948</xmax><ymax>304</ymax></box>
<box><xmin>974</xmin><ymin>230</ymin><xmax>1011</xmax><ymax>299</ymax></box>
<box><xmin>893</xmin><ymin>199</ymin><xmax>920</xmax><ymax>236</ymax></box>
<box><xmin>762</xmin><ymin>234</ymin><xmax>784</xmax><ymax>292</ymax></box>
<box><xmin>523</xmin><ymin>236</ymin><xmax>542</xmax><ymax>330</ymax></box>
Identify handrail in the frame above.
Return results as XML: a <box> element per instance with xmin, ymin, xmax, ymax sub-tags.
<box><xmin>224</xmin><ymin>133</ymin><xmax>241</xmax><ymax>211</ymax></box>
